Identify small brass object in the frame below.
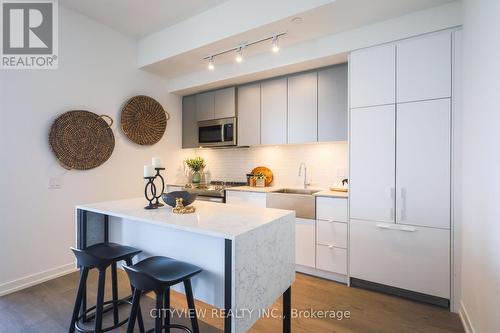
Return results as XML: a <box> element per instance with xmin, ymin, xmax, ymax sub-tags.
<box><xmin>172</xmin><ymin>198</ymin><xmax>196</xmax><ymax>214</ymax></box>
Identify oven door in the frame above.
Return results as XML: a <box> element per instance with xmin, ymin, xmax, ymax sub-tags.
<box><xmin>198</xmin><ymin>118</ymin><xmax>237</xmax><ymax>147</ymax></box>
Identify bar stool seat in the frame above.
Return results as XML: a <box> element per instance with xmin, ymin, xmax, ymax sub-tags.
<box><xmin>69</xmin><ymin>243</ymin><xmax>145</xmax><ymax>333</ymax></box>
<box><xmin>124</xmin><ymin>256</ymin><xmax>202</xmax><ymax>333</ymax></box>
<box><xmin>77</xmin><ymin>243</ymin><xmax>142</xmax><ymax>266</ymax></box>
<box><xmin>129</xmin><ymin>256</ymin><xmax>202</xmax><ymax>287</ymax></box>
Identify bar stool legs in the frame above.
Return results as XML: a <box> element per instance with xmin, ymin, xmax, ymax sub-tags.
<box><xmin>125</xmin><ymin>258</ymin><xmax>145</xmax><ymax>333</ymax></box>
<box><xmin>126</xmin><ymin>289</ymin><xmax>142</xmax><ymax>333</ymax></box>
<box><xmin>184</xmin><ymin>280</ymin><xmax>200</xmax><ymax>333</ymax></box>
<box><xmin>94</xmin><ymin>269</ymin><xmax>106</xmax><ymax>333</ymax></box>
<box><xmin>69</xmin><ymin>268</ymin><xmax>89</xmax><ymax>333</ymax></box>
<box><xmin>111</xmin><ymin>263</ymin><xmax>119</xmax><ymax>326</ymax></box>
<box><xmin>164</xmin><ymin>287</ymin><xmax>170</xmax><ymax>333</ymax></box>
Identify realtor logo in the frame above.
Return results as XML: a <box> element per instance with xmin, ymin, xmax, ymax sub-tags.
<box><xmin>1</xmin><ymin>0</ymin><xmax>58</xmax><ymax>69</ymax></box>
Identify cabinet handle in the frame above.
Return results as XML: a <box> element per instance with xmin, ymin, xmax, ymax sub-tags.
<box><xmin>328</xmin><ymin>245</ymin><xmax>334</xmax><ymax>249</ymax></box>
<box><xmin>376</xmin><ymin>223</ymin><xmax>416</xmax><ymax>232</ymax></box>
<box><xmin>398</xmin><ymin>187</ymin><xmax>407</xmax><ymax>222</ymax></box>
<box><xmin>389</xmin><ymin>187</ymin><xmax>395</xmax><ymax>220</ymax></box>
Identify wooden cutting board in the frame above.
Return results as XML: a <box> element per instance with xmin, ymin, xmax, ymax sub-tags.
<box><xmin>251</xmin><ymin>166</ymin><xmax>273</xmax><ymax>186</ymax></box>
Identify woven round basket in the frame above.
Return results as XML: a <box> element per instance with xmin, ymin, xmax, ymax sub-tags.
<box><xmin>49</xmin><ymin>110</ymin><xmax>115</xmax><ymax>170</ymax></box>
<box><xmin>121</xmin><ymin>95</ymin><xmax>169</xmax><ymax>145</ymax></box>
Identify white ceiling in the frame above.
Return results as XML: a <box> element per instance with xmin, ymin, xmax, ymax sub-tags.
<box><xmin>60</xmin><ymin>0</ymin><xmax>457</xmax><ymax>87</ymax></box>
<box><xmin>142</xmin><ymin>0</ymin><xmax>456</xmax><ymax>78</ymax></box>
<box><xmin>59</xmin><ymin>0</ymin><xmax>230</xmax><ymax>38</ymax></box>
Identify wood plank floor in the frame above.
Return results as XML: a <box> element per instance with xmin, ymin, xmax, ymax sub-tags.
<box><xmin>0</xmin><ymin>270</ymin><xmax>463</xmax><ymax>333</ymax></box>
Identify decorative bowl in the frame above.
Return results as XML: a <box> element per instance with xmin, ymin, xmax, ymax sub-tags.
<box><xmin>161</xmin><ymin>191</ymin><xmax>197</xmax><ymax>208</ymax></box>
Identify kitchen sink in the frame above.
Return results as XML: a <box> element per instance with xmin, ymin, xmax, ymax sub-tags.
<box><xmin>272</xmin><ymin>188</ymin><xmax>320</xmax><ymax>195</ymax></box>
<box><xmin>266</xmin><ymin>188</ymin><xmax>318</xmax><ymax>219</ymax></box>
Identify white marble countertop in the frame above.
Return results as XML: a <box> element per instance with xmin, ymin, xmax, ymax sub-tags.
<box><xmin>76</xmin><ymin>198</ymin><xmax>294</xmax><ymax>240</ymax></box>
<box><xmin>226</xmin><ymin>185</ymin><xmax>349</xmax><ymax>198</ymax></box>
<box><xmin>313</xmin><ymin>190</ymin><xmax>349</xmax><ymax>198</ymax></box>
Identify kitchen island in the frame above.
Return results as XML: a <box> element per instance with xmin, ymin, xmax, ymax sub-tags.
<box><xmin>75</xmin><ymin>198</ymin><xmax>295</xmax><ymax>333</ymax></box>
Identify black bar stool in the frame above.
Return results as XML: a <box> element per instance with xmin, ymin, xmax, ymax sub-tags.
<box><xmin>124</xmin><ymin>256</ymin><xmax>202</xmax><ymax>333</ymax></box>
<box><xmin>69</xmin><ymin>242</ymin><xmax>146</xmax><ymax>333</ymax></box>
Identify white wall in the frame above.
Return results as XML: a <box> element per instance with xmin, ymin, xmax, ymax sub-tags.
<box><xmin>176</xmin><ymin>142</ymin><xmax>348</xmax><ymax>188</ymax></box>
<box><xmin>460</xmin><ymin>0</ymin><xmax>500</xmax><ymax>331</ymax></box>
<box><xmin>0</xmin><ymin>7</ymin><xmax>183</xmax><ymax>295</ymax></box>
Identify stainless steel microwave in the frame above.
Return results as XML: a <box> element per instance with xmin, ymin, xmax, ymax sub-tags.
<box><xmin>197</xmin><ymin>117</ymin><xmax>237</xmax><ymax>147</ymax></box>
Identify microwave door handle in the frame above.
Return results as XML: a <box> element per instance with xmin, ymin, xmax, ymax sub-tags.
<box><xmin>221</xmin><ymin>124</ymin><xmax>225</xmax><ymax>142</ymax></box>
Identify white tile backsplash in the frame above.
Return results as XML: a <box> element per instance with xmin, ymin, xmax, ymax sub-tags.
<box><xmin>176</xmin><ymin>142</ymin><xmax>348</xmax><ymax>188</ymax></box>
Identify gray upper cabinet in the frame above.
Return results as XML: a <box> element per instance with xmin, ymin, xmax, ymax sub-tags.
<box><xmin>182</xmin><ymin>95</ymin><xmax>198</xmax><ymax>148</ymax></box>
<box><xmin>237</xmin><ymin>83</ymin><xmax>261</xmax><ymax>146</ymax></box>
<box><xmin>261</xmin><ymin>78</ymin><xmax>287</xmax><ymax>145</ymax></box>
<box><xmin>214</xmin><ymin>87</ymin><xmax>236</xmax><ymax>119</ymax></box>
<box><xmin>318</xmin><ymin>64</ymin><xmax>348</xmax><ymax>141</ymax></box>
<box><xmin>288</xmin><ymin>72</ymin><xmax>318</xmax><ymax>144</ymax></box>
<box><xmin>195</xmin><ymin>87</ymin><xmax>236</xmax><ymax>121</ymax></box>
<box><xmin>195</xmin><ymin>91</ymin><xmax>214</xmax><ymax>121</ymax></box>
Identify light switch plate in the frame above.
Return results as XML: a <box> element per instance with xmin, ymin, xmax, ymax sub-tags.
<box><xmin>48</xmin><ymin>177</ymin><xmax>61</xmax><ymax>189</ymax></box>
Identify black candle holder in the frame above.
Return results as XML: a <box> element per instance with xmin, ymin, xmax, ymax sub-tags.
<box><xmin>154</xmin><ymin>168</ymin><xmax>165</xmax><ymax>207</ymax></box>
<box><xmin>144</xmin><ymin>177</ymin><xmax>157</xmax><ymax>209</ymax></box>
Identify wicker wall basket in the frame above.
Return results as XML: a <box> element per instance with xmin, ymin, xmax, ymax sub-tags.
<box><xmin>49</xmin><ymin>110</ymin><xmax>115</xmax><ymax>170</ymax></box>
<box><xmin>121</xmin><ymin>95</ymin><xmax>169</xmax><ymax>145</ymax></box>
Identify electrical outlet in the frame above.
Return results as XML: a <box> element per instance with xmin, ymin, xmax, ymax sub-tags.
<box><xmin>48</xmin><ymin>177</ymin><xmax>61</xmax><ymax>189</ymax></box>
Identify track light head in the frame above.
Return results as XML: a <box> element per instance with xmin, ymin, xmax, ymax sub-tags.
<box><xmin>235</xmin><ymin>47</ymin><xmax>243</xmax><ymax>63</ymax></box>
<box><xmin>272</xmin><ymin>36</ymin><xmax>280</xmax><ymax>53</ymax></box>
<box><xmin>208</xmin><ymin>57</ymin><xmax>215</xmax><ymax>70</ymax></box>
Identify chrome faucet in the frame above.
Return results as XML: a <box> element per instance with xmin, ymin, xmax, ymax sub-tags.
<box><xmin>298</xmin><ymin>162</ymin><xmax>311</xmax><ymax>189</ymax></box>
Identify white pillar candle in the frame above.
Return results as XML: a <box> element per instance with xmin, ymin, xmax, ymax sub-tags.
<box><xmin>144</xmin><ymin>165</ymin><xmax>155</xmax><ymax>178</ymax></box>
<box><xmin>152</xmin><ymin>157</ymin><xmax>162</xmax><ymax>168</ymax></box>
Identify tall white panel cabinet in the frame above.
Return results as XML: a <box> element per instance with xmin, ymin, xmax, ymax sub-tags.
<box><xmin>349</xmin><ymin>44</ymin><xmax>395</xmax><ymax>108</ymax></box>
<box><xmin>349</xmin><ymin>31</ymin><xmax>454</xmax><ymax>303</ymax></box>
<box><xmin>397</xmin><ymin>32</ymin><xmax>452</xmax><ymax>103</ymax></box>
<box><xmin>261</xmin><ymin>78</ymin><xmax>287</xmax><ymax>145</ymax></box>
<box><xmin>350</xmin><ymin>105</ymin><xmax>395</xmax><ymax>223</ymax></box>
<box><xmin>396</xmin><ymin>99</ymin><xmax>451</xmax><ymax>229</ymax></box>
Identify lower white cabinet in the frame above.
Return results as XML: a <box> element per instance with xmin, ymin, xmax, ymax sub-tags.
<box><xmin>316</xmin><ymin>220</ymin><xmax>347</xmax><ymax>248</ymax></box>
<box><xmin>225</xmin><ymin>190</ymin><xmax>266</xmax><ymax>208</ymax></box>
<box><xmin>295</xmin><ymin>218</ymin><xmax>315</xmax><ymax>268</ymax></box>
<box><xmin>349</xmin><ymin>219</ymin><xmax>450</xmax><ymax>298</ymax></box>
<box><xmin>316</xmin><ymin>245</ymin><xmax>347</xmax><ymax>275</ymax></box>
<box><xmin>316</xmin><ymin>197</ymin><xmax>348</xmax><ymax>222</ymax></box>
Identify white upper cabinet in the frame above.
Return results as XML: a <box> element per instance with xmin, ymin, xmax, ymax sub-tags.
<box><xmin>318</xmin><ymin>65</ymin><xmax>348</xmax><ymax>142</ymax></box>
<box><xmin>237</xmin><ymin>83</ymin><xmax>261</xmax><ymax>146</ymax></box>
<box><xmin>350</xmin><ymin>105</ymin><xmax>395</xmax><ymax>223</ymax></box>
<box><xmin>195</xmin><ymin>91</ymin><xmax>214</xmax><ymax>121</ymax></box>
<box><xmin>350</xmin><ymin>44</ymin><xmax>396</xmax><ymax>108</ymax></box>
<box><xmin>288</xmin><ymin>72</ymin><xmax>318</xmax><ymax>144</ymax></box>
<box><xmin>261</xmin><ymin>78</ymin><xmax>287</xmax><ymax>145</ymax></box>
<box><xmin>396</xmin><ymin>99</ymin><xmax>451</xmax><ymax>229</ymax></box>
<box><xmin>214</xmin><ymin>87</ymin><xmax>236</xmax><ymax>119</ymax></box>
<box><xmin>397</xmin><ymin>32</ymin><xmax>452</xmax><ymax>103</ymax></box>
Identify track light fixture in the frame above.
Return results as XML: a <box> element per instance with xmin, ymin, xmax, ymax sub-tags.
<box><xmin>235</xmin><ymin>47</ymin><xmax>243</xmax><ymax>63</ymax></box>
<box><xmin>208</xmin><ymin>56</ymin><xmax>215</xmax><ymax>70</ymax></box>
<box><xmin>203</xmin><ymin>32</ymin><xmax>286</xmax><ymax>70</ymax></box>
<box><xmin>272</xmin><ymin>36</ymin><xmax>280</xmax><ymax>53</ymax></box>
